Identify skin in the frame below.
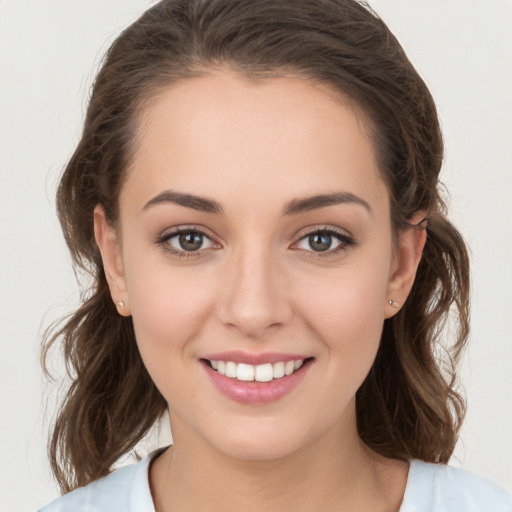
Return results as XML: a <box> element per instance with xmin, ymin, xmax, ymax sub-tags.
<box><xmin>95</xmin><ymin>69</ymin><xmax>426</xmax><ymax>512</ymax></box>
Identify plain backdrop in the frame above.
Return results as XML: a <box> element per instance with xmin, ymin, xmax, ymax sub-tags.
<box><xmin>1</xmin><ymin>1</ymin><xmax>511</xmax><ymax>510</ymax></box>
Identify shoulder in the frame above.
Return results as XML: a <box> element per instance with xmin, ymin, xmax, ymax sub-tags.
<box><xmin>37</xmin><ymin>451</ymin><xmax>159</xmax><ymax>512</ymax></box>
<box><xmin>401</xmin><ymin>459</ymin><xmax>512</xmax><ymax>512</ymax></box>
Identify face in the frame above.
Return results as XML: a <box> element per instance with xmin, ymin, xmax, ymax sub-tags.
<box><xmin>96</xmin><ymin>69</ymin><xmax>424</xmax><ymax>460</ymax></box>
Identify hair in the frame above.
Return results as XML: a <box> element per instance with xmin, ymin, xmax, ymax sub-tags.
<box><xmin>42</xmin><ymin>0</ymin><xmax>470</xmax><ymax>494</ymax></box>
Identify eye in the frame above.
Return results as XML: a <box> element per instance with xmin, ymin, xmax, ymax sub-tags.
<box><xmin>293</xmin><ymin>227</ymin><xmax>355</xmax><ymax>256</ymax></box>
<box><xmin>299</xmin><ymin>232</ymin><xmax>339</xmax><ymax>252</ymax></box>
<box><xmin>157</xmin><ymin>227</ymin><xmax>218</xmax><ymax>256</ymax></box>
<box><xmin>172</xmin><ymin>231</ymin><xmax>208</xmax><ymax>252</ymax></box>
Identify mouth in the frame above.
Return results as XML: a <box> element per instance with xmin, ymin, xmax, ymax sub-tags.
<box><xmin>200</xmin><ymin>355</ymin><xmax>314</xmax><ymax>404</ymax></box>
<box><xmin>203</xmin><ymin>358</ymin><xmax>312</xmax><ymax>382</ymax></box>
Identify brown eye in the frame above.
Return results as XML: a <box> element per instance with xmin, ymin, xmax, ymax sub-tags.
<box><xmin>178</xmin><ymin>231</ymin><xmax>204</xmax><ymax>251</ymax></box>
<box><xmin>158</xmin><ymin>228</ymin><xmax>216</xmax><ymax>255</ymax></box>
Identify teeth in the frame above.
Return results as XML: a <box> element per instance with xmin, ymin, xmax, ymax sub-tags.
<box><xmin>209</xmin><ymin>359</ymin><xmax>306</xmax><ymax>381</ymax></box>
<box><xmin>255</xmin><ymin>363</ymin><xmax>273</xmax><ymax>382</ymax></box>
<box><xmin>225</xmin><ymin>361</ymin><xmax>237</xmax><ymax>378</ymax></box>
<box><xmin>273</xmin><ymin>361</ymin><xmax>285</xmax><ymax>378</ymax></box>
<box><xmin>237</xmin><ymin>363</ymin><xmax>255</xmax><ymax>381</ymax></box>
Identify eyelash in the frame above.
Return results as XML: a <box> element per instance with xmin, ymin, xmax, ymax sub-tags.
<box><xmin>294</xmin><ymin>226</ymin><xmax>356</xmax><ymax>259</ymax></box>
<box><xmin>156</xmin><ymin>226</ymin><xmax>216</xmax><ymax>260</ymax></box>
<box><xmin>155</xmin><ymin>225</ymin><xmax>356</xmax><ymax>260</ymax></box>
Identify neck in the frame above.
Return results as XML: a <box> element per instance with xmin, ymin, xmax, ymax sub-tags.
<box><xmin>150</xmin><ymin>407</ymin><xmax>408</xmax><ymax>512</ymax></box>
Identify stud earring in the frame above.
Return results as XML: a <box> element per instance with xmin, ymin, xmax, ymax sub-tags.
<box><xmin>117</xmin><ymin>300</ymin><xmax>125</xmax><ymax>308</ymax></box>
<box><xmin>388</xmin><ymin>299</ymin><xmax>399</xmax><ymax>309</ymax></box>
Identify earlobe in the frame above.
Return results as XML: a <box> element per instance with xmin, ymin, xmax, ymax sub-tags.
<box><xmin>93</xmin><ymin>205</ymin><xmax>131</xmax><ymax>316</ymax></box>
<box><xmin>385</xmin><ymin>212</ymin><xmax>427</xmax><ymax>318</ymax></box>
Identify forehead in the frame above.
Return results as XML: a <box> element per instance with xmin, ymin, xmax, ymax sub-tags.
<box><xmin>123</xmin><ymin>69</ymin><xmax>387</xmax><ymax>215</ymax></box>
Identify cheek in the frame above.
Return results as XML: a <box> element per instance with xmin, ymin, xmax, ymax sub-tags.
<box><xmin>123</xmin><ymin>255</ymin><xmax>218</xmax><ymax>374</ymax></box>
<box><xmin>304</xmin><ymin>279</ymin><xmax>386</xmax><ymax>357</ymax></box>
<box><xmin>295</xmin><ymin>247</ymin><xmax>393</xmax><ymax>371</ymax></box>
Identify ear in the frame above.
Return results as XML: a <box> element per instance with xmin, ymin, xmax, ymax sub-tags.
<box><xmin>93</xmin><ymin>205</ymin><xmax>131</xmax><ymax>316</ymax></box>
<box><xmin>385</xmin><ymin>211</ymin><xmax>427</xmax><ymax>318</ymax></box>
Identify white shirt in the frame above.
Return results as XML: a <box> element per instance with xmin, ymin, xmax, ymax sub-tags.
<box><xmin>38</xmin><ymin>450</ymin><xmax>512</xmax><ymax>511</ymax></box>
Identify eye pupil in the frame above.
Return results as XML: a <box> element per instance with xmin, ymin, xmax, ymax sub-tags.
<box><xmin>309</xmin><ymin>233</ymin><xmax>332</xmax><ymax>252</ymax></box>
<box><xmin>179</xmin><ymin>231</ymin><xmax>203</xmax><ymax>251</ymax></box>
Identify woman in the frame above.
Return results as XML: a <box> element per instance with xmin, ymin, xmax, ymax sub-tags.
<box><xmin>38</xmin><ymin>0</ymin><xmax>512</xmax><ymax>510</ymax></box>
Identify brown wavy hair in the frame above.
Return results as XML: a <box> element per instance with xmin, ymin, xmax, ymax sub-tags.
<box><xmin>42</xmin><ymin>0</ymin><xmax>470</xmax><ymax>494</ymax></box>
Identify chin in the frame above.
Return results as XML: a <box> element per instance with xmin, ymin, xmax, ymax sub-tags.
<box><xmin>204</xmin><ymin>419</ymin><xmax>314</xmax><ymax>462</ymax></box>
<box><xmin>218</xmin><ymin>438</ymin><xmax>301</xmax><ymax>462</ymax></box>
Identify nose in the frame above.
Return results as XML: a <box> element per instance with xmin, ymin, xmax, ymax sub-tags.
<box><xmin>217</xmin><ymin>244</ymin><xmax>293</xmax><ymax>339</ymax></box>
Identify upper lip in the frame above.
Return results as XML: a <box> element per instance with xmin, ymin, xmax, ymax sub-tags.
<box><xmin>201</xmin><ymin>350</ymin><xmax>310</xmax><ymax>365</ymax></box>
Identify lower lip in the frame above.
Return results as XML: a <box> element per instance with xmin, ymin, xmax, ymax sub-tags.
<box><xmin>202</xmin><ymin>359</ymin><xmax>313</xmax><ymax>405</ymax></box>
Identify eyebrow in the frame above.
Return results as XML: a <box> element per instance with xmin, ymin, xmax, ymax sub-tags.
<box><xmin>142</xmin><ymin>189</ymin><xmax>371</xmax><ymax>216</ymax></box>
<box><xmin>282</xmin><ymin>191</ymin><xmax>372</xmax><ymax>216</ymax></box>
<box><xmin>143</xmin><ymin>190</ymin><xmax>224</xmax><ymax>214</ymax></box>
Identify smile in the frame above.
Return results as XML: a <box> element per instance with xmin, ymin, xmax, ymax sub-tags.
<box><xmin>208</xmin><ymin>359</ymin><xmax>304</xmax><ymax>382</ymax></box>
<box><xmin>201</xmin><ymin>354</ymin><xmax>314</xmax><ymax>404</ymax></box>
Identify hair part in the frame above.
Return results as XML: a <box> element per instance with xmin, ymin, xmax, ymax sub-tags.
<box><xmin>42</xmin><ymin>0</ymin><xmax>470</xmax><ymax>493</ymax></box>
